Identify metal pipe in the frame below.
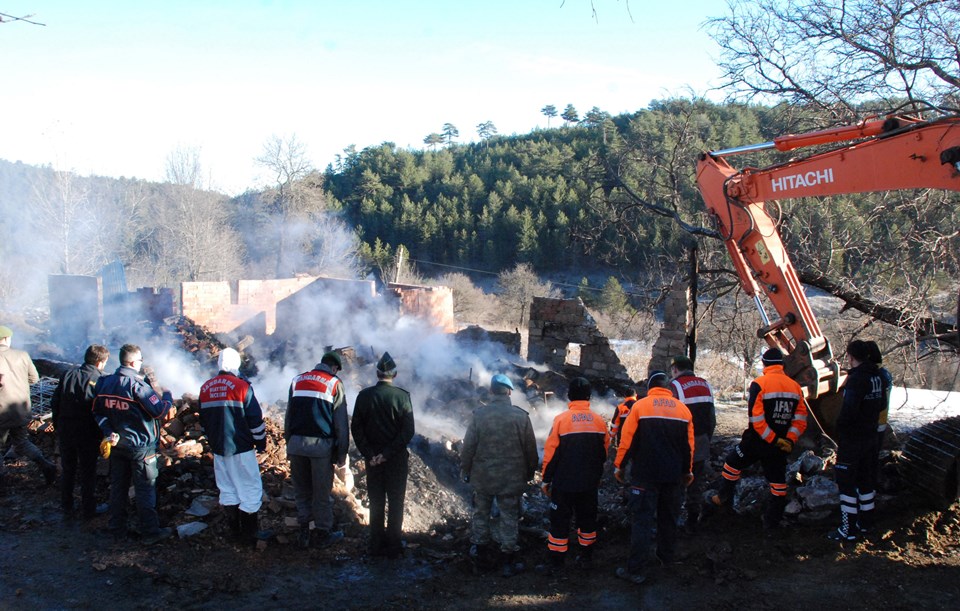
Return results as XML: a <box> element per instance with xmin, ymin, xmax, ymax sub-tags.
<box><xmin>754</xmin><ymin>295</ymin><xmax>771</xmax><ymax>326</ymax></box>
<box><xmin>708</xmin><ymin>141</ymin><xmax>777</xmax><ymax>157</ymax></box>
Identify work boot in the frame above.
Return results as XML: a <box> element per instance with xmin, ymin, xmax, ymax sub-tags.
<box><xmin>297</xmin><ymin>525</ymin><xmax>311</xmax><ymax>549</ymax></box>
<box><xmin>763</xmin><ymin>495</ymin><xmax>788</xmax><ymax>531</ymax></box>
<box><xmin>615</xmin><ymin>567</ymin><xmax>647</xmax><ymax>585</ymax></box>
<box><xmin>536</xmin><ymin>551</ymin><xmax>565</xmax><ymax>577</ymax></box>
<box><xmin>574</xmin><ymin>545</ymin><xmax>594</xmax><ymax>569</ymax></box>
<box><xmin>223</xmin><ymin>505</ymin><xmax>241</xmax><ymax>538</ymax></box>
<box><xmin>38</xmin><ymin>458</ymin><xmax>57</xmax><ymax>485</ymax></box>
<box><xmin>314</xmin><ymin>529</ymin><xmax>344</xmax><ymax>549</ymax></box>
<box><xmin>501</xmin><ymin>551</ymin><xmax>526</xmax><ymax>578</ymax></box>
<box><xmin>141</xmin><ymin>527</ymin><xmax>172</xmax><ymax>546</ymax></box>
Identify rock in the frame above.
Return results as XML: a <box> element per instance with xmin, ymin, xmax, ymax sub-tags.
<box><xmin>177</xmin><ymin>522</ymin><xmax>208</xmax><ymax>537</ymax></box>
<box><xmin>796</xmin><ymin>475</ymin><xmax>839</xmax><ymax>510</ymax></box>
<box><xmin>185</xmin><ymin>495</ymin><xmax>219</xmax><ymax>517</ymax></box>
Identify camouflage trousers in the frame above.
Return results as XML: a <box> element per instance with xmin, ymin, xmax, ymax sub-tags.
<box><xmin>471</xmin><ymin>491</ymin><xmax>521</xmax><ymax>553</ymax></box>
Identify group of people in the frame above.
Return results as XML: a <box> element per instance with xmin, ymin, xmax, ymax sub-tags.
<box><xmin>193</xmin><ymin>347</ymin><xmax>416</xmax><ymax>555</ymax></box>
<box><xmin>461</xmin><ymin>342</ymin><xmax>889</xmax><ymax>586</ymax></box>
<box><xmin>3</xmin><ymin>322</ymin><xmax>892</xmax><ymax>583</ymax></box>
<box><xmin>458</xmin><ymin>355</ymin><xmax>716</xmax><ymax>583</ymax></box>
<box><xmin>6</xmin><ymin>334</ymin><xmax>414</xmax><ymax>553</ymax></box>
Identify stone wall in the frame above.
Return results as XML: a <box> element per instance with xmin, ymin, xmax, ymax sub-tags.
<box><xmin>649</xmin><ymin>281</ymin><xmax>689</xmax><ymax>372</ymax></box>
<box><xmin>527</xmin><ymin>297</ymin><xmax>631</xmax><ymax>382</ymax></box>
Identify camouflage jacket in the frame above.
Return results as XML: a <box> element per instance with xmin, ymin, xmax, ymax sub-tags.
<box><xmin>461</xmin><ymin>395</ymin><xmax>539</xmax><ymax>495</ymax></box>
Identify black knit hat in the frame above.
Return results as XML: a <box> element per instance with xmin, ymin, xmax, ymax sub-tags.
<box><xmin>568</xmin><ymin>377</ymin><xmax>592</xmax><ymax>401</ymax></box>
<box><xmin>761</xmin><ymin>348</ymin><xmax>784</xmax><ymax>365</ymax></box>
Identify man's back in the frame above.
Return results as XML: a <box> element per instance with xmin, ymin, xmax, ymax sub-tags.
<box><xmin>461</xmin><ymin>396</ymin><xmax>537</xmax><ymax>494</ymax></box>
<box><xmin>0</xmin><ymin>344</ymin><xmax>39</xmax><ymax>428</ymax></box>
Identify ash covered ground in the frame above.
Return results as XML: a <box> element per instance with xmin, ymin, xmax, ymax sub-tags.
<box><xmin>4</xmin><ymin>316</ymin><xmax>960</xmax><ymax>609</ymax></box>
<box><xmin>3</xmin><ymin>394</ymin><xmax>960</xmax><ymax>610</ymax></box>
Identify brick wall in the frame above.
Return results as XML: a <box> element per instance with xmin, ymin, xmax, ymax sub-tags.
<box><xmin>181</xmin><ymin>276</ymin><xmax>319</xmax><ymax>334</ymax></box>
<box><xmin>388</xmin><ymin>283</ymin><xmax>456</xmax><ymax>333</ymax></box>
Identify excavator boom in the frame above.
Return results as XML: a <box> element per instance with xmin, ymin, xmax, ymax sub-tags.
<box><xmin>696</xmin><ymin>113</ymin><xmax>960</xmax><ymax>432</ymax></box>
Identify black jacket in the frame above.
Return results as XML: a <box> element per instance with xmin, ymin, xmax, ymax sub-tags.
<box><xmin>838</xmin><ymin>362</ymin><xmax>886</xmax><ymax>444</ymax></box>
<box><xmin>51</xmin><ymin>363</ymin><xmax>104</xmax><ymax>442</ymax></box>
<box><xmin>351</xmin><ymin>381</ymin><xmax>415</xmax><ymax>462</ymax></box>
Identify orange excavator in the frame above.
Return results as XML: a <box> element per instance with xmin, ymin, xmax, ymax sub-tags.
<box><xmin>695</xmin><ymin>111</ymin><xmax>960</xmax><ymax>506</ymax></box>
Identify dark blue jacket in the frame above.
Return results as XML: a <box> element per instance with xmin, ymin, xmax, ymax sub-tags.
<box><xmin>285</xmin><ymin>364</ymin><xmax>349</xmax><ymax>465</ymax></box>
<box><xmin>199</xmin><ymin>371</ymin><xmax>266</xmax><ymax>456</ymax></box>
<box><xmin>93</xmin><ymin>366</ymin><xmax>172</xmax><ymax>451</ymax></box>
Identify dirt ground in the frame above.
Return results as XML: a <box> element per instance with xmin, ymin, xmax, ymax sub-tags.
<box><xmin>3</xmin><ymin>405</ymin><xmax>960</xmax><ymax>610</ymax></box>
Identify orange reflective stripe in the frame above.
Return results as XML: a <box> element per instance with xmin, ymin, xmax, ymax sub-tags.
<box><xmin>547</xmin><ymin>535</ymin><xmax>568</xmax><ymax>552</ymax></box>
<box><xmin>577</xmin><ymin>530</ymin><xmax>597</xmax><ymax>546</ymax></box>
<box><xmin>770</xmin><ymin>482</ymin><xmax>788</xmax><ymax>496</ymax></box>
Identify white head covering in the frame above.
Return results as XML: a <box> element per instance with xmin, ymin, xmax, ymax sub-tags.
<box><xmin>218</xmin><ymin>348</ymin><xmax>242</xmax><ymax>375</ymax></box>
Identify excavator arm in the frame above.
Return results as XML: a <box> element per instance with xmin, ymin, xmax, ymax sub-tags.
<box><xmin>696</xmin><ymin>113</ymin><xmax>960</xmax><ymax>430</ymax></box>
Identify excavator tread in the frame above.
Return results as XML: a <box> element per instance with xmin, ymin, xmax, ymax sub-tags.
<box><xmin>901</xmin><ymin>416</ymin><xmax>960</xmax><ymax>508</ymax></box>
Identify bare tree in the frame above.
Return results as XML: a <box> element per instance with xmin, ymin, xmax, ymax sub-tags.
<box><xmin>256</xmin><ymin>135</ymin><xmax>316</xmax><ymax>276</ymax></box>
<box><xmin>495</xmin><ymin>263</ymin><xmax>560</xmax><ymax>327</ymax></box>
<box><xmin>30</xmin><ymin>170</ymin><xmax>100</xmax><ymax>275</ymax></box>
<box><xmin>134</xmin><ymin>149</ymin><xmax>244</xmax><ymax>285</ymax></box>
<box><xmin>707</xmin><ymin>0</ymin><xmax>960</xmax><ymax>117</ymax></box>
<box><xmin>165</xmin><ymin>145</ymin><xmax>206</xmax><ymax>189</ymax></box>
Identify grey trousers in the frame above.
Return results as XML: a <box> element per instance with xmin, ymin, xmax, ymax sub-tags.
<box><xmin>289</xmin><ymin>453</ymin><xmax>335</xmax><ymax>531</ymax></box>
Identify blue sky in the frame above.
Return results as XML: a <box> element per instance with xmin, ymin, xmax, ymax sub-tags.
<box><xmin>1</xmin><ymin>1</ymin><xmax>725</xmax><ymax>194</ymax></box>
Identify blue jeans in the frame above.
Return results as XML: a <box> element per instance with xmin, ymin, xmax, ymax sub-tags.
<box><xmin>108</xmin><ymin>447</ymin><xmax>160</xmax><ymax>536</ymax></box>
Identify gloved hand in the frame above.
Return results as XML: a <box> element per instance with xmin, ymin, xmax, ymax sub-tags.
<box><xmin>775</xmin><ymin>437</ymin><xmax>794</xmax><ymax>453</ymax></box>
<box><xmin>541</xmin><ymin>482</ymin><xmax>552</xmax><ymax>498</ymax></box>
<box><xmin>255</xmin><ymin>439</ymin><xmax>267</xmax><ymax>453</ymax></box>
<box><xmin>614</xmin><ymin>468</ymin><xmax>626</xmax><ymax>484</ymax></box>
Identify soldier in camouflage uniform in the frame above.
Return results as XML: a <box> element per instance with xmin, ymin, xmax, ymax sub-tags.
<box><xmin>460</xmin><ymin>374</ymin><xmax>539</xmax><ymax>577</ymax></box>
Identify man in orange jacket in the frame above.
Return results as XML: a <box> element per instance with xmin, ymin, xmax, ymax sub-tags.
<box><xmin>614</xmin><ymin>371</ymin><xmax>694</xmax><ymax>585</ymax></box>
<box><xmin>709</xmin><ymin>348</ymin><xmax>807</xmax><ymax>530</ymax></box>
<box><xmin>609</xmin><ymin>386</ymin><xmax>638</xmax><ymax>447</ymax></box>
<box><xmin>541</xmin><ymin>377</ymin><xmax>609</xmax><ymax>573</ymax></box>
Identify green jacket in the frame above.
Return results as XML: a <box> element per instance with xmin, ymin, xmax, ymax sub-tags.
<box><xmin>461</xmin><ymin>395</ymin><xmax>539</xmax><ymax>495</ymax></box>
<box><xmin>351</xmin><ymin>380</ymin><xmax>415</xmax><ymax>461</ymax></box>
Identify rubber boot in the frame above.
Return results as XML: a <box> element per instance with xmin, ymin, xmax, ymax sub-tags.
<box><xmin>240</xmin><ymin>510</ymin><xmax>274</xmax><ymax>546</ymax></box>
<box><xmin>38</xmin><ymin>457</ymin><xmax>58</xmax><ymax>485</ymax></box>
<box><xmin>575</xmin><ymin>543</ymin><xmax>594</xmax><ymax>569</ymax></box>
<box><xmin>763</xmin><ymin>495</ymin><xmax>788</xmax><ymax>531</ymax></box>
<box><xmin>501</xmin><ymin>551</ymin><xmax>526</xmax><ymax>578</ymax></box>
<box><xmin>223</xmin><ymin>505</ymin><xmax>241</xmax><ymax>539</ymax></box>
<box><xmin>538</xmin><ymin>550</ymin><xmax>565</xmax><ymax>577</ymax></box>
